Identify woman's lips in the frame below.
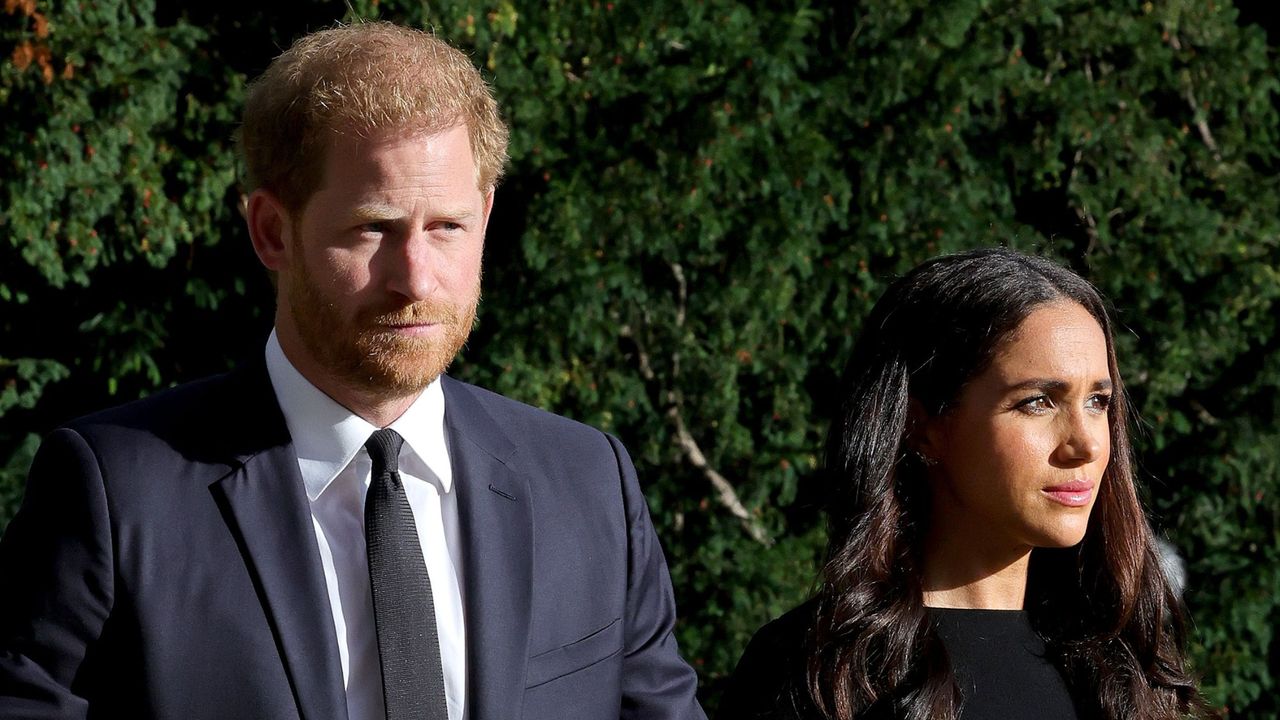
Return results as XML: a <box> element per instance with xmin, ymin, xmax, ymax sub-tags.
<box><xmin>1042</xmin><ymin>480</ymin><xmax>1095</xmax><ymax>507</ymax></box>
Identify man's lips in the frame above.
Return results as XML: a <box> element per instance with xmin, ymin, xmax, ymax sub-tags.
<box><xmin>1042</xmin><ymin>480</ymin><xmax>1095</xmax><ymax>508</ymax></box>
<box><xmin>377</xmin><ymin>321</ymin><xmax>444</xmax><ymax>337</ymax></box>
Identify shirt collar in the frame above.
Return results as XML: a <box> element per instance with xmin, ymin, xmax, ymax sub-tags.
<box><xmin>264</xmin><ymin>330</ymin><xmax>452</xmax><ymax>501</ymax></box>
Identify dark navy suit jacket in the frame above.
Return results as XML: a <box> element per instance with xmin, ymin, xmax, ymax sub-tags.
<box><xmin>0</xmin><ymin>362</ymin><xmax>705</xmax><ymax>719</ymax></box>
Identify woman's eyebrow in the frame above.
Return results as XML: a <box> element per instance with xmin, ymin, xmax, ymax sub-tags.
<box><xmin>1003</xmin><ymin>378</ymin><xmax>1112</xmax><ymax>393</ymax></box>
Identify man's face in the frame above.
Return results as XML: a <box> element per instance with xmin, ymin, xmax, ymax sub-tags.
<box><xmin>276</xmin><ymin>124</ymin><xmax>491</xmax><ymax>401</ymax></box>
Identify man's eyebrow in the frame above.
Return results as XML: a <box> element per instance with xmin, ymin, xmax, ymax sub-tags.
<box><xmin>1005</xmin><ymin>378</ymin><xmax>1113</xmax><ymax>393</ymax></box>
<box><xmin>350</xmin><ymin>205</ymin><xmax>478</xmax><ymax>222</ymax></box>
<box><xmin>435</xmin><ymin>207</ymin><xmax>478</xmax><ymax>222</ymax></box>
<box><xmin>351</xmin><ymin>204</ymin><xmax>407</xmax><ymax>222</ymax></box>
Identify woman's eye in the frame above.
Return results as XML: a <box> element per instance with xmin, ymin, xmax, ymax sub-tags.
<box><xmin>1016</xmin><ymin>396</ymin><xmax>1052</xmax><ymax>415</ymax></box>
<box><xmin>1086</xmin><ymin>393</ymin><xmax>1112</xmax><ymax>413</ymax></box>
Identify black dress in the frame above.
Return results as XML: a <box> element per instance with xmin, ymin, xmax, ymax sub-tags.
<box><xmin>928</xmin><ymin>607</ymin><xmax>1080</xmax><ymax>720</ymax></box>
<box><xmin>718</xmin><ymin>602</ymin><xmax>1082</xmax><ymax>720</ymax></box>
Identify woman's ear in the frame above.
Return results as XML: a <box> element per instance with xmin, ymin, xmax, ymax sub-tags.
<box><xmin>908</xmin><ymin>398</ymin><xmax>944</xmax><ymax>466</ymax></box>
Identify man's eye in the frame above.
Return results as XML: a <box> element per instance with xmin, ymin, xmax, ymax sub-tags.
<box><xmin>360</xmin><ymin>222</ymin><xmax>387</xmax><ymax>234</ymax></box>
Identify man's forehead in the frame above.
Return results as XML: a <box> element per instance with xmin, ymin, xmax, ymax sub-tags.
<box><xmin>326</xmin><ymin>120</ymin><xmax>470</xmax><ymax>151</ymax></box>
<box><xmin>316</xmin><ymin>124</ymin><xmax>473</xmax><ymax>170</ymax></box>
<box><xmin>308</xmin><ymin>123</ymin><xmax>481</xmax><ymax>192</ymax></box>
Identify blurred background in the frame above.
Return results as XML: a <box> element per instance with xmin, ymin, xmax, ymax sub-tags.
<box><xmin>2</xmin><ymin>0</ymin><xmax>1277</xmax><ymax>715</ymax></box>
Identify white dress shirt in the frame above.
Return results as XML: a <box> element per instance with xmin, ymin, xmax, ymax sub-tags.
<box><xmin>265</xmin><ymin>332</ymin><xmax>467</xmax><ymax>720</ymax></box>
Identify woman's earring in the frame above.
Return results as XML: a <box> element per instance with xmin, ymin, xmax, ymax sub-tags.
<box><xmin>914</xmin><ymin>449</ymin><xmax>938</xmax><ymax>467</ymax></box>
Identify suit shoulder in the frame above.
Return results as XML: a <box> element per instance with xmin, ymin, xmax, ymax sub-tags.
<box><xmin>66</xmin><ymin>372</ymin><xmax>240</xmax><ymax>435</ymax></box>
<box><xmin>443</xmin><ymin>376</ymin><xmax>612</xmax><ymax>443</ymax></box>
<box><xmin>57</xmin><ymin>365</ymin><xmax>278</xmax><ymax>467</ymax></box>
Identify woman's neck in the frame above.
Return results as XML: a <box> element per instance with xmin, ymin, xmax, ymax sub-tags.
<box><xmin>920</xmin><ymin>521</ymin><xmax>1032</xmax><ymax>610</ymax></box>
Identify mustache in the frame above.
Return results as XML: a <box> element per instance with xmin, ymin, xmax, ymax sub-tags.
<box><xmin>363</xmin><ymin>301</ymin><xmax>460</xmax><ymax>327</ymax></box>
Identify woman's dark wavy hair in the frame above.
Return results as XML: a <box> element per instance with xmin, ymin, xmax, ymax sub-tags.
<box><xmin>806</xmin><ymin>247</ymin><xmax>1213</xmax><ymax>720</ymax></box>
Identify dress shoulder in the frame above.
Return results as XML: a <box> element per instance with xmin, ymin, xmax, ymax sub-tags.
<box><xmin>718</xmin><ymin>599</ymin><xmax>821</xmax><ymax>720</ymax></box>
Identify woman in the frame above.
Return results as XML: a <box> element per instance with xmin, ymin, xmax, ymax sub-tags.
<box><xmin>720</xmin><ymin>248</ymin><xmax>1213</xmax><ymax>720</ymax></box>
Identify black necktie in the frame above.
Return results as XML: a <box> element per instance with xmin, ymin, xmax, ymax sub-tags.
<box><xmin>364</xmin><ymin>428</ymin><xmax>448</xmax><ymax>720</ymax></box>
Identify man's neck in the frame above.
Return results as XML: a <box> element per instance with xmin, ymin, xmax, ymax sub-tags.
<box><xmin>325</xmin><ymin>388</ymin><xmax>419</xmax><ymax>429</ymax></box>
<box><xmin>275</xmin><ymin>328</ymin><xmax>423</xmax><ymax>428</ymax></box>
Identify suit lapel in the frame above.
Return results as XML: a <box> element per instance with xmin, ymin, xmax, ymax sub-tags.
<box><xmin>210</xmin><ymin>363</ymin><xmax>348</xmax><ymax>720</ymax></box>
<box><xmin>443</xmin><ymin>377</ymin><xmax>533</xmax><ymax>720</ymax></box>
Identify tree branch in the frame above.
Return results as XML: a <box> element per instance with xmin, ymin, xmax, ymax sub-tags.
<box><xmin>1068</xmin><ymin>149</ymin><xmax>1101</xmax><ymax>257</ymax></box>
<box><xmin>1074</xmin><ymin>204</ymin><xmax>1100</xmax><ymax>257</ymax></box>
<box><xmin>1167</xmin><ymin>31</ymin><xmax>1222</xmax><ymax>163</ymax></box>
<box><xmin>1183</xmin><ymin>86</ymin><xmax>1222</xmax><ymax>163</ymax></box>
<box><xmin>618</xmin><ymin>263</ymin><xmax>773</xmax><ymax>545</ymax></box>
<box><xmin>668</xmin><ymin>403</ymin><xmax>773</xmax><ymax>545</ymax></box>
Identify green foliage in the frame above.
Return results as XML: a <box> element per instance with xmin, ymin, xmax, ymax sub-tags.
<box><xmin>0</xmin><ymin>433</ymin><xmax>38</xmax><ymax>524</ymax></box>
<box><xmin>0</xmin><ymin>358</ymin><xmax>68</xmax><ymax>415</ymax></box>
<box><xmin>2</xmin><ymin>1</ymin><xmax>1277</xmax><ymax>716</ymax></box>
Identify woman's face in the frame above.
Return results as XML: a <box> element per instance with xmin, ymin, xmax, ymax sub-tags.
<box><xmin>922</xmin><ymin>301</ymin><xmax>1113</xmax><ymax>553</ymax></box>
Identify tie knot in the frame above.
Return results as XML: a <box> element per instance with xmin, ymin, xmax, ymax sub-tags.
<box><xmin>365</xmin><ymin>428</ymin><xmax>405</xmax><ymax>477</ymax></box>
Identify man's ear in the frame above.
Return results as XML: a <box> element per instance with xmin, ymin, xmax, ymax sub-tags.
<box><xmin>480</xmin><ymin>188</ymin><xmax>495</xmax><ymax>236</ymax></box>
<box><xmin>245</xmin><ymin>189</ymin><xmax>293</xmax><ymax>272</ymax></box>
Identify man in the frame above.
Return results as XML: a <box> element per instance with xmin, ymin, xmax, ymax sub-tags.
<box><xmin>0</xmin><ymin>22</ymin><xmax>706</xmax><ymax>720</ymax></box>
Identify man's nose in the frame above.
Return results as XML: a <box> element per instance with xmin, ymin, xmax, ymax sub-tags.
<box><xmin>384</xmin><ymin>230</ymin><xmax>438</xmax><ymax>301</ymax></box>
